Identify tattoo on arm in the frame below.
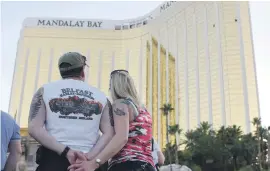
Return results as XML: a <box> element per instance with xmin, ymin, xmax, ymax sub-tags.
<box><xmin>29</xmin><ymin>87</ymin><xmax>44</xmax><ymax>122</ymax></box>
<box><xmin>113</xmin><ymin>108</ymin><xmax>126</xmax><ymax>116</ymax></box>
<box><xmin>107</xmin><ymin>99</ymin><xmax>114</xmax><ymax>127</ymax></box>
<box><xmin>121</xmin><ymin>99</ymin><xmax>138</xmax><ymax>120</ymax></box>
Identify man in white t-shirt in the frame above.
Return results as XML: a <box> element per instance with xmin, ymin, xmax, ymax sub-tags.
<box><xmin>28</xmin><ymin>52</ymin><xmax>114</xmax><ymax>171</ymax></box>
<box><xmin>152</xmin><ymin>138</ymin><xmax>165</xmax><ymax>171</ymax></box>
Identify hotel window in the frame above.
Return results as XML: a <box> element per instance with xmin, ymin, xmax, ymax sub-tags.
<box><xmin>143</xmin><ymin>20</ymin><xmax>148</xmax><ymax>25</ymax></box>
<box><xmin>136</xmin><ymin>22</ymin><xmax>142</xmax><ymax>27</ymax></box>
<box><xmin>130</xmin><ymin>24</ymin><xmax>136</xmax><ymax>29</ymax></box>
<box><xmin>122</xmin><ymin>24</ymin><xmax>129</xmax><ymax>30</ymax></box>
<box><xmin>115</xmin><ymin>25</ymin><xmax>121</xmax><ymax>30</ymax></box>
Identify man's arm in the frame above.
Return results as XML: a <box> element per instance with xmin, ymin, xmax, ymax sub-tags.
<box><xmin>157</xmin><ymin>151</ymin><xmax>165</xmax><ymax>165</ymax></box>
<box><xmin>86</xmin><ymin>99</ymin><xmax>115</xmax><ymax>160</ymax></box>
<box><xmin>28</xmin><ymin>87</ymin><xmax>66</xmax><ymax>155</ymax></box>
<box><xmin>68</xmin><ymin>100</ymin><xmax>130</xmax><ymax>171</ymax></box>
<box><xmin>4</xmin><ymin>140</ymin><xmax>22</xmax><ymax>171</ymax></box>
<box><xmin>89</xmin><ymin>100</ymin><xmax>129</xmax><ymax>164</ymax></box>
<box><xmin>4</xmin><ymin>118</ymin><xmax>22</xmax><ymax>171</ymax></box>
<box><xmin>154</xmin><ymin>141</ymin><xmax>165</xmax><ymax>165</ymax></box>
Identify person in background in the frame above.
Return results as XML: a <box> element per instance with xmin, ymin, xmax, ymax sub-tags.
<box><xmin>16</xmin><ymin>160</ymin><xmax>28</xmax><ymax>171</ymax></box>
<box><xmin>1</xmin><ymin>111</ymin><xmax>22</xmax><ymax>171</ymax></box>
<box><xmin>69</xmin><ymin>69</ymin><xmax>155</xmax><ymax>171</ymax></box>
<box><xmin>28</xmin><ymin>52</ymin><xmax>114</xmax><ymax>171</ymax></box>
<box><xmin>152</xmin><ymin>138</ymin><xmax>165</xmax><ymax>171</ymax></box>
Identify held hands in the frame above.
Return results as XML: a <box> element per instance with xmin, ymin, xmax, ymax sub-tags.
<box><xmin>66</xmin><ymin>150</ymin><xmax>87</xmax><ymax>164</ymax></box>
<box><xmin>68</xmin><ymin>152</ymin><xmax>99</xmax><ymax>171</ymax></box>
<box><xmin>67</xmin><ymin>150</ymin><xmax>88</xmax><ymax>171</ymax></box>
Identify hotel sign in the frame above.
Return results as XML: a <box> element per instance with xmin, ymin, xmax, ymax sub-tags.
<box><xmin>160</xmin><ymin>1</ymin><xmax>177</xmax><ymax>12</ymax></box>
<box><xmin>37</xmin><ymin>19</ymin><xmax>103</xmax><ymax>28</ymax></box>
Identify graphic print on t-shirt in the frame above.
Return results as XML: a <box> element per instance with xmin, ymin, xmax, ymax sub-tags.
<box><xmin>48</xmin><ymin>88</ymin><xmax>103</xmax><ymax>120</ymax></box>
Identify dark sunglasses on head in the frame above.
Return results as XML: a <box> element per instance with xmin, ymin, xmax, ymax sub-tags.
<box><xmin>110</xmin><ymin>69</ymin><xmax>129</xmax><ymax>76</ymax></box>
<box><xmin>109</xmin><ymin>70</ymin><xmax>129</xmax><ymax>90</ymax></box>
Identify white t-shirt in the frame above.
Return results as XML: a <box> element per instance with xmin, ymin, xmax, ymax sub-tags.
<box><xmin>152</xmin><ymin>139</ymin><xmax>160</xmax><ymax>165</ymax></box>
<box><xmin>43</xmin><ymin>79</ymin><xmax>107</xmax><ymax>153</ymax></box>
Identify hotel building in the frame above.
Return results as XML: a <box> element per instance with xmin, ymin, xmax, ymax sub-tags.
<box><xmin>9</xmin><ymin>1</ymin><xmax>260</xmax><ymax>151</ymax></box>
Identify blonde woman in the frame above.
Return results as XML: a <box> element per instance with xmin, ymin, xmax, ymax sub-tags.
<box><xmin>69</xmin><ymin>70</ymin><xmax>155</xmax><ymax>171</ymax></box>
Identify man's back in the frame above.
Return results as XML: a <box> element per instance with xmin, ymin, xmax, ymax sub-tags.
<box><xmin>42</xmin><ymin>79</ymin><xmax>107</xmax><ymax>152</ymax></box>
<box><xmin>27</xmin><ymin>52</ymin><xmax>114</xmax><ymax>171</ymax></box>
<box><xmin>1</xmin><ymin>111</ymin><xmax>21</xmax><ymax>170</ymax></box>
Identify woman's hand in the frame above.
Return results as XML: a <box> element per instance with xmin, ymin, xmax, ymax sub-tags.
<box><xmin>84</xmin><ymin>152</ymin><xmax>93</xmax><ymax>161</ymax></box>
<box><xmin>68</xmin><ymin>160</ymin><xmax>99</xmax><ymax>171</ymax></box>
<box><xmin>74</xmin><ymin>153</ymin><xmax>90</xmax><ymax>163</ymax></box>
<box><xmin>69</xmin><ymin>151</ymin><xmax>88</xmax><ymax>171</ymax></box>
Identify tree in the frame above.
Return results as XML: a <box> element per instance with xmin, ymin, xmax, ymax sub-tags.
<box><xmin>160</xmin><ymin>103</ymin><xmax>174</xmax><ymax>170</ymax></box>
<box><xmin>197</xmin><ymin>122</ymin><xmax>212</xmax><ymax>135</ymax></box>
<box><xmin>267</xmin><ymin>126</ymin><xmax>270</xmax><ymax>169</ymax></box>
<box><xmin>252</xmin><ymin>117</ymin><xmax>263</xmax><ymax>170</ymax></box>
<box><xmin>240</xmin><ymin>133</ymin><xmax>257</xmax><ymax>166</ymax></box>
<box><xmin>184</xmin><ymin>122</ymin><xmax>223</xmax><ymax>170</ymax></box>
<box><xmin>22</xmin><ymin>136</ymin><xmax>30</xmax><ymax>161</ymax></box>
<box><xmin>160</xmin><ymin>103</ymin><xmax>174</xmax><ymax>143</ymax></box>
<box><xmin>14</xmin><ymin>110</ymin><xmax>17</xmax><ymax>120</ymax></box>
<box><xmin>258</xmin><ymin>127</ymin><xmax>268</xmax><ymax>168</ymax></box>
<box><xmin>226</xmin><ymin>125</ymin><xmax>243</xmax><ymax>171</ymax></box>
<box><xmin>216</xmin><ymin>126</ymin><xmax>233</xmax><ymax>171</ymax></box>
<box><xmin>168</xmin><ymin>124</ymin><xmax>182</xmax><ymax>164</ymax></box>
<box><xmin>173</xmin><ymin>118</ymin><xmax>270</xmax><ymax>171</ymax></box>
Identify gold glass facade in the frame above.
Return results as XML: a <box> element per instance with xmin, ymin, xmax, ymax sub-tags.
<box><xmin>9</xmin><ymin>1</ymin><xmax>259</xmax><ymax>148</ymax></box>
<box><xmin>146</xmin><ymin>37</ymin><xmax>176</xmax><ymax>148</ymax></box>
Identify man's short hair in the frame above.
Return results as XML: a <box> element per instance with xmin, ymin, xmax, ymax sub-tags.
<box><xmin>59</xmin><ymin>63</ymin><xmax>83</xmax><ymax>78</ymax></box>
<box><xmin>58</xmin><ymin>52</ymin><xmax>88</xmax><ymax>78</ymax></box>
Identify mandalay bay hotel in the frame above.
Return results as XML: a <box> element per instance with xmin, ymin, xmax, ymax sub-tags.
<box><xmin>9</xmin><ymin>1</ymin><xmax>260</xmax><ymax>151</ymax></box>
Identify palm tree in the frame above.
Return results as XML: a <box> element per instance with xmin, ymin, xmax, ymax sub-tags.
<box><xmin>252</xmin><ymin>117</ymin><xmax>262</xmax><ymax>170</ymax></box>
<box><xmin>181</xmin><ymin>123</ymin><xmax>268</xmax><ymax>170</ymax></box>
<box><xmin>217</xmin><ymin>126</ymin><xmax>227</xmax><ymax>142</ymax></box>
<box><xmin>258</xmin><ymin>126</ymin><xmax>268</xmax><ymax>167</ymax></box>
<box><xmin>198</xmin><ymin>122</ymin><xmax>212</xmax><ymax>135</ymax></box>
<box><xmin>217</xmin><ymin>126</ymin><xmax>230</xmax><ymax>171</ymax></box>
<box><xmin>168</xmin><ymin>124</ymin><xmax>182</xmax><ymax>164</ymax></box>
<box><xmin>184</xmin><ymin>130</ymin><xmax>196</xmax><ymax>150</ymax></box>
<box><xmin>227</xmin><ymin>125</ymin><xmax>243</xmax><ymax>171</ymax></box>
<box><xmin>267</xmin><ymin>126</ymin><xmax>270</xmax><ymax>168</ymax></box>
<box><xmin>21</xmin><ymin>136</ymin><xmax>30</xmax><ymax>161</ymax></box>
<box><xmin>160</xmin><ymin>103</ymin><xmax>174</xmax><ymax>144</ymax></box>
<box><xmin>184</xmin><ymin>123</ymin><xmax>218</xmax><ymax>170</ymax></box>
<box><xmin>160</xmin><ymin>103</ymin><xmax>174</xmax><ymax>170</ymax></box>
<box><xmin>240</xmin><ymin>133</ymin><xmax>257</xmax><ymax>165</ymax></box>
<box><xmin>14</xmin><ymin>110</ymin><xmax>17</xmax><ymax>121</ymax></box>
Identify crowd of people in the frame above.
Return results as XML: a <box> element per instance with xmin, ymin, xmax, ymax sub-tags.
<box><xmin>1</xmin><ymin>52</ymin><xmax>165</xmax><ymax>171</ymax></box>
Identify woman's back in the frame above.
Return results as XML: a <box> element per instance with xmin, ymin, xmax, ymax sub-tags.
<box><xmin>109</xmin><ymin>98</ymin><xmax>154</xmax><ymax>168</ymax></box>
<box><xmin>107</xmin><ymin>70</ymin><xmax>155</xmax><ymax>171</ymax></box>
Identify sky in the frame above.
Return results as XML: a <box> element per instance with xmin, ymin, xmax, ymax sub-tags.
<box><xmin>1</xmin><ymin>1</ymin><xmax>270</xmax><ymax>127</ymax></box>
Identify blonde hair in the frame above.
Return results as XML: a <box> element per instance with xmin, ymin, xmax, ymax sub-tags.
<box><xmin>110</xmin><ymin>71</ymin><xmax>140</xmax><ymax>107</ymax></box>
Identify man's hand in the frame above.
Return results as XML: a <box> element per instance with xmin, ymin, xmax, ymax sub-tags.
<box><xmin>68</xmin><ymin>160</ymin><xmax>99</xmax><ymax>171</ymax></box>
<box><xmin>68</xmin><ymin>150</ymin><xmax>89</xmax><ymax>171</ymax></box>
<box><xmin>67</xmin><ymin>150</ymin><xmax>87</xmax><ymax>164</ymax></box>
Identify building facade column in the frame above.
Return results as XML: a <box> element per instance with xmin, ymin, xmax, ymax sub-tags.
<box><xmin>236</xmin><ymin>2</ymin><xmax>250</xmax><ymax>133</ymax></box>
<box><xmin>17</xmin><ymin>48</ymin><xmax>30</xmax><ymax>125</ymax></box>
